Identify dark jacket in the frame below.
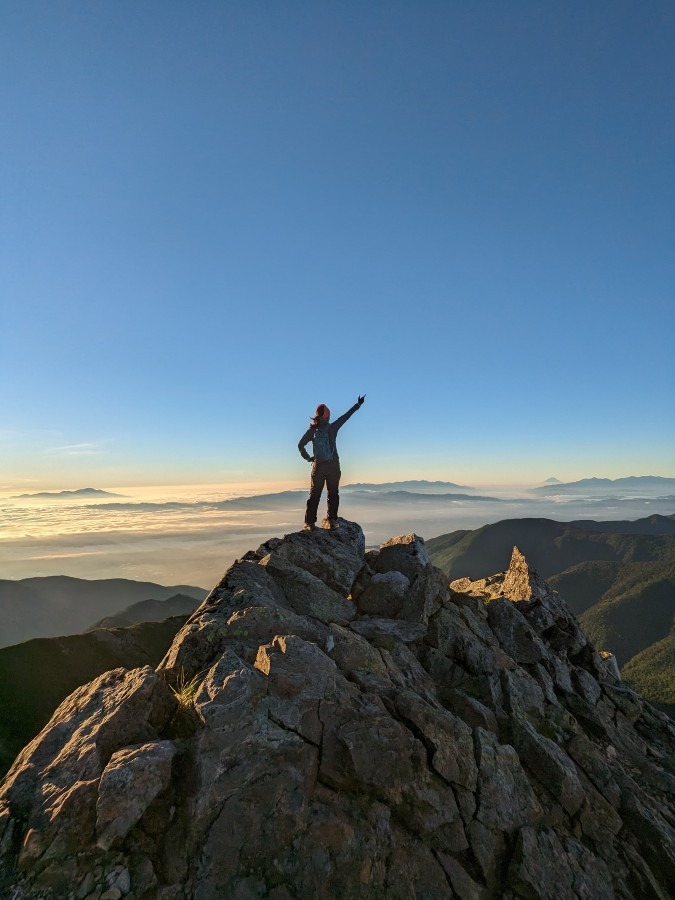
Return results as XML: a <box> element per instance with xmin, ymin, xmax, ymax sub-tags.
<box><xmin>298</xmin><ymin>403</ymin><xmax>360</xmax><ymax>463</ymax></box>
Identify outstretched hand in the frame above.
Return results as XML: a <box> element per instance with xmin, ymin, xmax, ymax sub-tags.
<box><xmin>357</xmin><ymin>394</ymin><xmax>366</xmax><ymax>406</ymax></box>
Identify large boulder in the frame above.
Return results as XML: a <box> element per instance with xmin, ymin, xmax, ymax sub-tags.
<box><xmin>356</xmin><ymin>570</ymin><xmax>410</xmax><ymax>616</ymax></box>
<box><xmin>367</xmin><ymin>533</ymin><xmax>448</xmax><ymax>625</ymax></box>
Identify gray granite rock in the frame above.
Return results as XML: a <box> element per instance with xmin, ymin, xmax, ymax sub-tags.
<box><xmin>356</xmin><ymin>570</ymin><xmax>410</xmax><ymax>616</ymax></box>
<box><xmin>349</xmin><ymin>616</ymin><xmax>426</xmax><ymax>644</ymax></box>
<box><xmin>96</xmin><ymin>740</ymin><xmax>176</xmax><ymax>850</ymax></box>
<box><xmin>374</xmin><ymin>533</ymin><xmax>431</xmax><ymax>580</ymax></box>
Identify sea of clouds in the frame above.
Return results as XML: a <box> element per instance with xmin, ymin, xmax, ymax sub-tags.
<box><xmin>1</xmin><ymin>481</ymin><xmax>674</xmax><ymax>588</ymax></box>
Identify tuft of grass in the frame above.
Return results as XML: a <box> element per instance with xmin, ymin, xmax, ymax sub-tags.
<box><xmin>169</xmin><ymin>667</ymin><xmax>203</xmax><ymax>709</ymax></box>
<box><xmin>537</xmin><ymin>717</ymin><xmax>561</xmax><ymax>742</ymax></box>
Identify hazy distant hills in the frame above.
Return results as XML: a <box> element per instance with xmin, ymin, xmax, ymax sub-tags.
<box><xmin>88</xmin><ymin>593</ymin><xmax>202</xmax><ymax>630</ymax></box>
<box><xmin>89</xmin><ymin>485</ymin><xmax>493</xmax><ymax>515</ymax></box>
<box><xmin>530</xmin><ymin>476</ymin><xmax>675</xmax><ymax>496</ymax></box>
<box><xmin>0</xmin><ymin>576</ymin><xmax>207</xmax><ymax>648</ymax></box>
<box><xmin>11</xmin><ymin>487</ymin><xmax>124</xmax><ymax>499</ymax></box>
<box><xmin>427</xmin><ymin>514</ymin><xmax>675</xmax><ymax>715</ymax></box>
<box><xmin>218</xmin><ymin>483</ymin><xmax>483</xmax><ymax>509</ymax></box>
<box><xmin>342</xmin><ymin>480</ymin><xmax>472</xmax><ymax>492</ymax></box>
<box><xmin>0</xmin><ymin>616</ymin><xmax>188</xmax><ymax>777</ymax></box>
<box><xmin>346</xmin><ymin>490</ymin><xmax>501</xmax><ymax>503</ymax></box>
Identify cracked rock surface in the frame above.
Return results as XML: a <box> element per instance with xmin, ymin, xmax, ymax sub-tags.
<box><xmin>1</xmin><ymin>524</ymin><xmax>675</xmax><ymax>899</ymax></box>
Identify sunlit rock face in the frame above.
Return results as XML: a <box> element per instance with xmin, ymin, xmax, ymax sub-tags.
<box><xmin>2</xmin><ymin>521</ymin><xmax>675</xmax><ymax>899</ymax></box>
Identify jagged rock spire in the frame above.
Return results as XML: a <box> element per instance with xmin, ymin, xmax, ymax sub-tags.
<box><xmin>500</xmin><ymin>545</ymin><xmax>549</xmax><ymax>601</ymax></box>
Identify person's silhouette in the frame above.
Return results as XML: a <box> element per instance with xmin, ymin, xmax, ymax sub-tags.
<box><xmin>298</xmin><ymin>395</ymin><xmax>365</xmax><ymax>530</ymax></box>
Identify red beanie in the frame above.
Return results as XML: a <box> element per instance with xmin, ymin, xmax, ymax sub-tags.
<box><xmin>310</xmin><ymin>403</ymin><xmax>330</xmax><ymax>426</ymax></box>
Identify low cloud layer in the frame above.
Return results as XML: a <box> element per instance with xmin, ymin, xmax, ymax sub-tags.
<box><xmin>2</xmin><ymin>487</ymin><xmax>673</xmax><ymax>588</ymax></box>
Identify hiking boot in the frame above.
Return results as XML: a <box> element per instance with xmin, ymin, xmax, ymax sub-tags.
<box><xmin>303</xmin><ymin>523</ymin><xmax>316</xmax><ymax>531</ymax></box>
<box><xmin>322</xmin><ymin>518</ymin><xmax>339</xmax><ymax>530</ymax></box>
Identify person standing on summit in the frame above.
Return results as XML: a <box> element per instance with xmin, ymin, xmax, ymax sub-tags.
<box><xmin>298</xmin><ymin>395</ymin><xmax>365</xmax><ymax>531</ymax></box>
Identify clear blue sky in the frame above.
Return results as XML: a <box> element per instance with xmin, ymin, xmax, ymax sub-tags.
<box><xmin>2</xmin><ymin>1</ymin><xmax>673</xmax><ymax>488</ymax></box>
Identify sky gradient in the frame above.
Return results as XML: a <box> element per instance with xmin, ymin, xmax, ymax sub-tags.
<box><xmin>2</xmin><ymin>2</ymin><xmax>674</xmax><ymax>491</ymax></box>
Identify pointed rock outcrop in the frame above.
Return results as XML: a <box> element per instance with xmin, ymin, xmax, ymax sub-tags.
<box><xmin>1</xmin><ymin>521</ymin><xmax>675</xmax><ymax>899</ymax></box>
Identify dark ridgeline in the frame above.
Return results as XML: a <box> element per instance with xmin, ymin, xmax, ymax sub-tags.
<box><xmin>0</xmin><ymin>576</ymin><xmax>207</xmax><ymax>648</ymax></box>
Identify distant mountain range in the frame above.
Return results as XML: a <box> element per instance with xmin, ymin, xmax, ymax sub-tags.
<box><xmin>11</xmin><ymin>487</ymin><xmax>124</xmax><ymax>499</ymax></box>
<box><xmin>531</xmin><ymin>476</ymin><xmax>675</xmax><ymax>496</ymax></box>
<box><xmin>0</xmin><ymin>576</ymin><xmax>207</xmax><ymax>647</ymax></box>
<box><xmin>342</xmin><ymin>480</ymin><xmax>472</xmax><ymax>492</ymax></box>
<box><xmin>10</xmin><ymin>477</ymin><xmax>674</xmax><ymax>506</ymax></box>
<box><xmin>89</xmin><ymin>486</ymin><xmax>490</xmax><ymax>514</ymax></box>
<box><xmin>346</xmin><ymin>490</ymin><xmax>501</xmax><ymax>503</ymax></box>
<box><xmin>427</xmin><ymin>514</ymin><xmax>675</xmax><ymax>716</ymax></box>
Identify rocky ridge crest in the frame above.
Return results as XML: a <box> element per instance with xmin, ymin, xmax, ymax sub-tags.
<box><xmin>1</xmin><ymin>521</ymin><xmax>675</xmax><ymax>899</ymax></box>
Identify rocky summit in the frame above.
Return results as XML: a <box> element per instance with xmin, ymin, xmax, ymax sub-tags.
<box><xmin>1</xmin><ymin>522</ymin><xmax>675</xmax><ymax>900</ymax></box>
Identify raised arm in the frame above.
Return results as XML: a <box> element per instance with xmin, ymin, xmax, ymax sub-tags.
<box><xmin>332</xmin><ymin>395</ymin><xmax>365</xmax><ymax>431</ymax></box>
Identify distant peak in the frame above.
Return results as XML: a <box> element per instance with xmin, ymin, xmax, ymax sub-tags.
<box><xmin>12</xmin><ymin>487</ymin><xmax>124</xmax><ymax>499</ymax></box>
<box><xmin>342</xmin><ymin>479</ymin><xmax>472</xmax><ymax>492</ymax></box>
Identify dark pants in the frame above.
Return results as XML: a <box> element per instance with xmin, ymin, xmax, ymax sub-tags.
<box><xmin>305</xmin><ymin>459</ymin><xmax>341</xmax><ymax>525</ymax></box>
